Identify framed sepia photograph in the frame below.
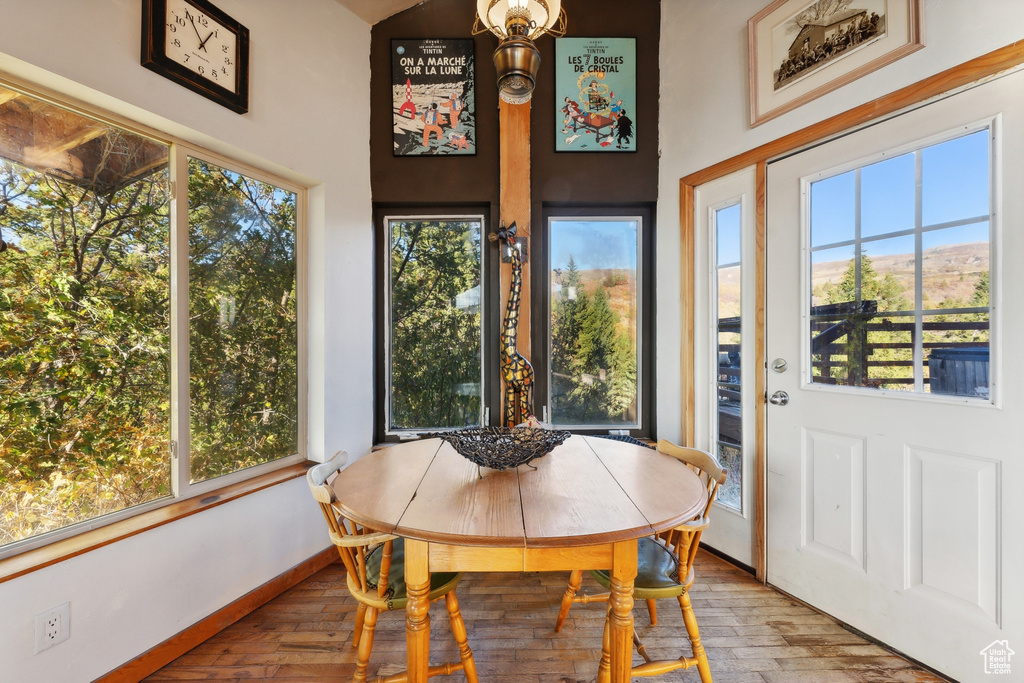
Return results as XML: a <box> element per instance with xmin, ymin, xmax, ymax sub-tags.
<box><xmin>748</xmin><ymin>0</ymin><xmax>923</xmax><ymax>126</ymax></box>
<box><xmin>555</xmin><ymin>37</ymin><xmax>636</xmax><ymax>152</ymax></box>
<box><xmin>391</xmin><ymin>38</ymin><xmax>475</xmax><ymax>156</ymax></box>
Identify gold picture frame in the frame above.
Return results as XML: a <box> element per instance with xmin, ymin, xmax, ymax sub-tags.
<box><xmin>748</xmin><ymin>0</ymin><xmax>923</xmax><ymax>127</ymax></box>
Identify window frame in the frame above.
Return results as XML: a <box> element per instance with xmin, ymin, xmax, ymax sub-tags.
<box><xmin>373</xmin><ymin>207</ymin><xmax>496</xmax><ymax>442</ymax></box>
<box><xmin>535</xmin><ymin>204</ymin><xmax>656</xmax><ymax>438</ymax></box>
<box><xmin>173</xmin><ymin>146</ymin><xmax>308</xmax><ymax>495</ymax></box>
<box><xmin>0</xmin><ymin>77</ymin><xmax>307</xmax><ymax>564</ymax></box>
<box><xmin>801</xmin><ymin>120</ymin><xmax>995</xmax><ymax>403</ymax></box>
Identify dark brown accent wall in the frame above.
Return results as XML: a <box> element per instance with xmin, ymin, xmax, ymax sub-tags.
<box><xmin>370</xmin><ymin>0</ymin><xmax>661</xmax><ymax>207</ymax></box>
<box><xmin>370</xmin><ymin>0</ymin><xmax>660</xmax><ymax>437</ymax></box>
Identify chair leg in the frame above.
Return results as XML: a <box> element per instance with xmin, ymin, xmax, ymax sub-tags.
<box><xmin>445</xmin><ymin>591</ymin><xmax>479</xmax><ymax>683</ymax></box>
<box><xmin>354</xmin><ymin>605</ymin><xmax>379</xmax><ymax>683</ymax></box>
<box><xmin>678</xmin><ymin>591</ymin><xmax>712</xmax><ymax>683</ymax></box>
<box><xmin>596</xmin><ymin>603</ymin><xmax>612</xmax><ymax>683</ymax></box>
<box><xmin>554</xmin><ymin>569</ymin><xmax>583</xmax><ymax>632</ymax></box>
<box><xmin>646</xmin><ymin>598</ymin><xmax>658</xmax><ymax>625</ymax></box>
<box><xmin>633</xmin><ymin>629</ymin><xmax>652</xmax><ymax>664</ymax></box>
<box><xmin>353</xmin><ymin>603</ymin><xmax>367</xmax><ymax>648</ymax></box>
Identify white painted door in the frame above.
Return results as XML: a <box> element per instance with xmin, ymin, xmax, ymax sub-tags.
<box><xmin>767</xmin><ymin>69</ymin><xmax>1024</xmax><ymax>682</ymax></box>
<box><xmin>694</xmin><ymin>167</ymin><xmax>759</xmax><ymax>567</ymax></box>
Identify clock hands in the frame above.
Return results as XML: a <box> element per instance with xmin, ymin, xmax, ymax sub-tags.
<box><xmin>187</xmin><ymin>14</ymin><xmax>213</xmax><ymax>52</ymax></box>
<box><xmin>198</xmin><ymin>30</ymin><xmax>215</xmax><ymax>52</ymax></box>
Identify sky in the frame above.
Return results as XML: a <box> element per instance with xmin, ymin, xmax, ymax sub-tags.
<box><xmin>711</xmin><ymin>128</ymin><xmax>991</xmax><ymax>265</ymax></box>
<box><xmin>810</xmin><ymin>129</ymin><xmax>990</xmax><ymax>254</ymax></box>
<box><xmin>549</xmin><ymin>219</ymin><xmax>638</xmax><ymax>271</ymax></box>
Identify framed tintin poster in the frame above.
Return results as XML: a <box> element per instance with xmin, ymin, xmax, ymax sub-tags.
<box><xmin>392</xmin><ymin>39</ymin><xmax>476</xmax><ymax>156</ymax></box>
<box><xmin>555</xmin><ymin>37</ymin><xmax>636</xmax><ymax>152</ymax></box>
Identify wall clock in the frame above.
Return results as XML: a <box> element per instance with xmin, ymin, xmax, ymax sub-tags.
<box><xmin>141</xmin><ymin>0</ymin><xmax>250</xmax><ymax>113</ymax></box>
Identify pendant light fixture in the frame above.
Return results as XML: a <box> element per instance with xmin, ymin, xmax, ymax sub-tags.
<box><xmin>473</xmin><ymin>0</ymin><xmax>567</xmax><ymax>105</ymax></box>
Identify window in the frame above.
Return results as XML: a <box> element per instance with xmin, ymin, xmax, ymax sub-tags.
<box><xmin>380</xmin><ymin>215</ymin><xmax>485</xmax><ymax>437</ymax></box>
<box><xmin>808</xmin><ymin>127</ymin><xmax>991</xmax><ymax>398</ymax></box>
<box><xmin>542</xmin><ymin>208</ymin><xmax>653</xmax><ymax>435</ymax></box>
<box><xmin>375</xmin><ymin>207</ymin><xmax>654</xmax><ymax>440</ymax></box>
<box><xmin>187</xmin><ymin>157</ymin><xmax>300</xmax><ymax>482</ymax></box>
<box><xmin>713</xmin><ymin>203</ymin><xmax>742</xmax><ymax>510</ymax></box>
<box><xmin>0</xmin><ymin>84</ymin><xmax>303</xmax><ymax>555</ymax></box>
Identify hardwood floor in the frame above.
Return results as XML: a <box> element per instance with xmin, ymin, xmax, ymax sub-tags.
<box><xmin>145</xmin><ymin>550</ymin><xmax>949</xmax><ymax>682</ymax></box>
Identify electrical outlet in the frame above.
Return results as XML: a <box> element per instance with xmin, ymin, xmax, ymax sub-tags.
<box><xmin>34</xmin><ymin>602</ymin><xmax>70</xmax><ymax>653</ymax></box>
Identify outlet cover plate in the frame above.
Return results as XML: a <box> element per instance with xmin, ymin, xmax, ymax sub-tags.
<box><xmin>34</xmin><ymin>602</ymin><xmax>70</xmax><ymax>653</ymax></box>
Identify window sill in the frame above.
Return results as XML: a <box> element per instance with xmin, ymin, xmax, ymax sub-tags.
<box><xmin>0</xmin><ymin>462</ymin><xmax>312</xmax><ymax>584</ymax></box>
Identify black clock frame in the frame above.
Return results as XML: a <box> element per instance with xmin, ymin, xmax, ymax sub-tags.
<box><xmin>141</xmin><ymin>0</ymin><xmax>250</xmax><ymax>114</ymax></box>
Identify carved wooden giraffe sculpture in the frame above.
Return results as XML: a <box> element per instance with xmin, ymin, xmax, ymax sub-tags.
<box><xmin>490</xmin><ymin>221</ymin><xmax>534</xmax><ymax>427</ymax></box>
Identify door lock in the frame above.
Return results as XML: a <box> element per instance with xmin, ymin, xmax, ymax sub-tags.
<box><xmin>768</xmin><ymin>390</ymin><xmax>790</xmax><ymax>406</ymax></box>
<box><xmin>771</xmin><ymin>358</ymin><xmax>788</xmax><ymax>373</ymax></box>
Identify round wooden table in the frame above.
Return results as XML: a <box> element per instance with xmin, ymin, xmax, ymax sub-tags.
<box><xmin>331</xmin><ymin>434</ymin><xmax>708</xmax><ymax>683</ymax></box>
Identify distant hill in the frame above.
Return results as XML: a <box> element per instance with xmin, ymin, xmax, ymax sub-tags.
<box><xmin>711</xmin><ymin>242</ymin><xmax>988</xmax><ymax>313</ymax></box>
<box><xmin>555</xmin><ymin>242</ymin><xmax>988</xmax><ymax>331</ymax></box>
<box><xmin>812</xmin><ymin>241</ymin><xmax>988</xmax><ymax>308</ymax></box>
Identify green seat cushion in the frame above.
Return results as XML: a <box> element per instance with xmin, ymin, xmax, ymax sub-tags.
<box><xmin>364</xmin><ymin>537</ymin><xmax>460</xmax><ymax>608</ymax></box>
<box><xmin>590</xmin><ymin>537</ymin><xmax>685</xmax><ymax>599</ymax></box>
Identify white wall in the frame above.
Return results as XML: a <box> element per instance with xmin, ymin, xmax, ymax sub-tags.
<box><xmin>0</xmin><ymin>0</ymin><xmax>372</xmax><ymax>679</ymax></box>
<box><xmin>656</xmin><ymin>0</ymin><xmax>1024</xmax><ymax>442</ymax></box>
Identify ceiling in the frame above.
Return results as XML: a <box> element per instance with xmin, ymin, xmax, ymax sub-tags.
<box><xmin>335</xmin><ymin>0</ymin><xmax>427</xmax><ymax>24</ymax></box>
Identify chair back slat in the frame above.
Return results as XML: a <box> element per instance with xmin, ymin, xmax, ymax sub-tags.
<box><xmin>655</xmin><ymin>440</ymin><xmax>728</xmax><ymax>580</ymax></box>
<box><xmin>306</xmin><ymin>450</ymin><xmax>399</xmax><ymax>597</ymax></box>
<box><xmin>656</xmin><ymin>439</ymin><xmax>727</xmax><ymax>520</ymax></box>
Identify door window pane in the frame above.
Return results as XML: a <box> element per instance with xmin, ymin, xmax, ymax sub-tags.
<box><xmin>714</xmin><ymin>204</ymin><xmax>741</xmax><ymax>511</ymax></box>
<box><xmin>549</xmin><ymin>218</ymin><xmax>640</xmax><ymax>427</ymax></box>
<box><xmin>188</xmin><ymin>158</ymin><xmax>298</xmax><ymax>482</ymax></box>
<box><xmin>808</xmin><ymin>129</ymin><xmax>991</xmax><ymax>398</ymax></box>
<box><xmin>386</xmin><ymin>217</ymin><xmax>483</xmax><ymax>433</ymax></box>
<box><xmin>922</xmin><ymin>130</ymin><xmax>989</xmax><ymax>226</ymax></box>
<box><xmin>0</xmin><ymin>88</ymin><xmax>171</xmax><ymax>545</ymax></box>
<box><xmin>862</xmin><ymin>235</ymin><xmax>915</xmax><ymax>311</ymax></box>
<box><xmin>921</xmin><ymin>222</ymin><xmax>990</xmax><ymax>309</ymax></box>
<box><xmin>811</xmin><ymin>245</ymin><xmax>855</xmax><ymax>309</ymax></box>
<box><xmin>861</xmin><ymin>153</ymin><xmax>915</xmax><ymax>237</ymax></box>
<box><xmin>923</xmin><ymin>313</ymin><xmax>990</xmax><ymax>398</ymax></box>
<box><xmin>810</xmin><ymin>170</ymin><xmax>855</xmax><ymax>245</ymax></box>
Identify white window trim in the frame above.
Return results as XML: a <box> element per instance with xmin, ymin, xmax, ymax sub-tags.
<box><xmin>382</xmin><ymin>213</ymin><xmax>487</xmax><ymax>437</ymax></box>
<box><xmin>798</xmin><ymin>118</ymin><xmax>998</xmax><ymax>405</ymax></box>
<box><xmin>545</xmin><ymin>214</ymin><xmax>645</xmax><ymax>432</ymax></box>
<box><xmin>0</xmin><ymin>77</ymin><xmax>308</xmax><ymax>563</ymax></box>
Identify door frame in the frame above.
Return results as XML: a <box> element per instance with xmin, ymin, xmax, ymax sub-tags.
<box><xmin>678</xmin><ymin>41</ymin><xmax>1024</xmax><ymax>582</ymax></box>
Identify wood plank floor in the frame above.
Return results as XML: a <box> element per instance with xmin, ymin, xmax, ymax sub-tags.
<box><xmin>145</xmin><ymin>550</ymin><xmax>949</xmax><ymax>682</ymax></box>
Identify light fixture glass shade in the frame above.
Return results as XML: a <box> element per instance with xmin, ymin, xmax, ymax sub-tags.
<box><xmin>476</xmin><ymin>0</ymin><xmax>564</xmax><ymax>40</ymax></box>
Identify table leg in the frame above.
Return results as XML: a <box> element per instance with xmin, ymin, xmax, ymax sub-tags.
<box><xmin>608</xmin><ymin>539</ymin><xmax>638</xmax><ymax>683</ymax></box>
<box><xmin>405</xmin><ymin>539</ymin><xmax>430</xmax><ymax>683</ymax></box>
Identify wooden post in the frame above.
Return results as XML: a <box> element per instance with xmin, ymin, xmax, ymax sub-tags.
<box><xmin>499</xmin><ymin>100</ymin><xmax>532</xmax><ymax>361</ymax></box>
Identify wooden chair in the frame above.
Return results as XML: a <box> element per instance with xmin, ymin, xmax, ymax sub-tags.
<box><xmin>553</xmin><ymin>439</ymin><xmax>726</xmax><ymax>682</ymax></box>
<box><xmin>307</xmin><ymin>451</ymin><xmax>478</xmax><ymax>683</ymax></box>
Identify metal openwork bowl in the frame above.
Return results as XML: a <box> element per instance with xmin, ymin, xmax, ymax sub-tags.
<box><xmin>431</xmin><ymin>427</ymin><xmax>571</xmax><ymax>470</ymax></box>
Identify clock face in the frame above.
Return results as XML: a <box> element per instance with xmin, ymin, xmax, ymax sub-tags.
<box><xmin>163</xmin><ymin>0</ymin><xmax>238</xmax><ymax>93</ymax></box>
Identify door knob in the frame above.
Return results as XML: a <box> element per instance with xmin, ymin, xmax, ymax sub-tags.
<box><xmin>768</xmin><ymin>390</ymin><xmax>790</xmax><ymax>406</ymax></box>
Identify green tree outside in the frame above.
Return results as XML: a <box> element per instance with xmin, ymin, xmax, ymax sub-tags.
<box><xmin>388</xmin><ymin>219</ymin><xmax>482</xmax><ymax>430</ymax></box>
<box><xmin>550</xmin><ymin>255</ymin><xmax>637</xmax><ymax>425</ymax></box>
<box><xmin>814</xmin><ymin>254</ymin><xmax>988</xmax><ymax>389</ymax></box>
<box><xmin>1</xmin><ymin>130</ymin><xmax>300</xmax><ymax>546</ymax></box>
<box><xmin>1</xmin><ymin>145</ymin><xmax>173</xmax><ymax>545</ymax></box>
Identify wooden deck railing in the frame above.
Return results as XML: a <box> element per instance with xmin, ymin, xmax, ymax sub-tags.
<box><xmin>714</xmin><ymin>302</ymin><xmax>990</xmax><ymax>446</ymax></box>
<box><xmin>808</xmin><ymin>301</ymin><xmax>989</xmax><ymax>389</ymax></box>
